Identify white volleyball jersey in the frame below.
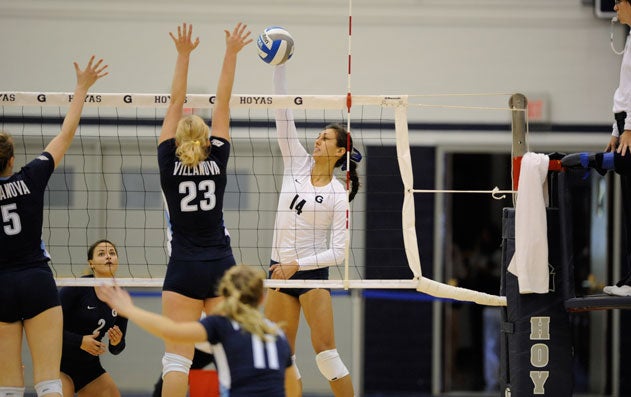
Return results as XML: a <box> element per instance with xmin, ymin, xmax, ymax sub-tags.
<box><xmin>613</xmin><ymin>32</ymin><xmax>631</xmax><ymax>135</ymax></box>
<box><xmin>270</xmin><ymin>109</ymin><xmax>347</xmax><ymax>270</ymax></box>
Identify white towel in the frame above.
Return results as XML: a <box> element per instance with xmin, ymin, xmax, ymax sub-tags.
<box><xmin>507</xmin><ymin>152</ymin><xmax>550</xmax><ymax>294</ymax></box>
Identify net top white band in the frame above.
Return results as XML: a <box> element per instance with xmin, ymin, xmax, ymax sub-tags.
<box><xmin>54</xmin><ymin>277</ymin><xmax>507</xmax><ymax>306</ymax></box>
<box><xmin>0</xmin><ymin>93</ymin><xmax>408</xmax><ymax>109</ymax></box>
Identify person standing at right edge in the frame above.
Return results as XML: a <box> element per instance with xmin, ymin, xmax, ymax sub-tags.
<box><xmin>603</xmin><ymin>0</ymin><xmax>631</xmax><ymax>296</ymax></box>
<box><xmin>561</xmin><ymin>1</ymin><xmax>631</xmax><ymax>295</ymax></box>
<box><xmin>264</xmin><ymin>63</ymin><xmax>360</xmax><ymax>397</ymax></box>
<box><xmin>157</xmin><ymin>23</ymin><xmax>252</xmax><ymax>396</ymax></box>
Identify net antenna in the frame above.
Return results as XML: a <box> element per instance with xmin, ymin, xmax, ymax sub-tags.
<box><xmin>344</xmin><ymin>0</ymin><xmax>354</xmax><ymax>290</ymax></box>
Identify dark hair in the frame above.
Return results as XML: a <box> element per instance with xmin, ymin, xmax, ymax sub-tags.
<box><xmin>0</xmin><ymin>132</ymin><xmax>14</xmax><ymax>174</ymax></box>
<box><xmin>87</xmin><ymin>239</ymin><xmax>117</xmax><ymax>260</ymax></box>
<box><xmin>327</xmin><ymin>123</ymin><xmax>360</xmax><ymax>202</ymax></box>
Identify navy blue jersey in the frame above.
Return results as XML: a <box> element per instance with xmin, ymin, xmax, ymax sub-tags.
<box><xmin>60</xmin><ymin>275</ymin><xmax>128</xmax><ymax>361</ymax></box>
<box><xmin>201</xmin><ymin>315</ymin><xmax>291</xmax><ymax>397</ymax></box>
<box><xmin>0</xmin><ymin>152</ymin><xmax>54</xmax><ymax>269</ymax></box>
<box><xmin>158</xmin><ymin>137</ymin><xmax>232</xmax><ymax>261</ymax></box>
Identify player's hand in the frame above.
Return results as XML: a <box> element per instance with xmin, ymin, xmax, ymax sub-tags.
<box><xmin>74</xmin><ymin>55</ymin><xmax>108</xmax><ymax>90</ymax></box>
<box><xmin>81</xmin><ymin>330</ymin><xmax>106</xmax><ymax>356</ymax></box>
<box><xmin>169</xmin><ymin>22</ymin><xmax>200</xmax><ymax>56</ymax></box>
<box><xmin>618</xmin><ymin>131</ymin><xmax>631</xmax><ymax>156</ymax></box>
<box><xmin>108</xmin><ymin>325</ymin><xmax>123</xmax><ymax>346</ymax></box>
<box><xmin>225</xmin><ymin>22</ymin><xmax>253</xmax><ymax>54</ymax></box>
<box><xmin>270</xmin><ymin>261</ymin><xmax>299</xmax><ymax>280</ymax></box>
<box><xmin>605</xmin><ymin>136</ymin><xmax>619</xmax><ymax>152</ymax></box>
<box><xmin>96</xmin><ymin>284</ymin><xmax>134</xmax><ymax>318</ymax></box>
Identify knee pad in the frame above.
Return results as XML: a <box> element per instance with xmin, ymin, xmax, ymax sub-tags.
<box><xmin>34</xmin><ymin>379</ymin><xmax>62</xmax><ymax>397</ymax></box>
<box><xmin>162</xmin><ymin>352</ymin><xmax>193</xmax><ymax>378</ymax></box>
<box><xmin>0</xmin><ymin>387</ymin><xmax>25</xmax><ymax>397</ymax></box>
<box><xmin>291</xmin><ymin>354</ymin><xmax>302</xmax><ymax>380</ymax></box>
<box><xmin>315</xmin><ymin>349</ymin><xmax>349</xmax><ymax>381</ymax></box>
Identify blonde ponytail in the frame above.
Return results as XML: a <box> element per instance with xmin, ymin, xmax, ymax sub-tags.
<box><xmin>214</xmin><ymin>265</ymin><xmax>279</xmax><ymax>340</ymax></box>
<box><xmin>175</xmin><ymin>115</ymin><xmax>210</xmax><ymax>167</ymax></box>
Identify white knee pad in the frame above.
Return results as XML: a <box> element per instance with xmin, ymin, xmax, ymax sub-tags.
<box><xmin>162</xmin><ymin>352</ymin><xmax>193</xmax><ymax>378</ymax></box>
<box><xmin>0</xmin><ymin>386</ymin><xmax>25</xmax><ymax>397</ymax></box>
<box><xmin>34</xmin><ymin>379</ymin><xmax>62</xmax><ymax>396</ymax></box>
<box><xmin>291</xmin><ymin>354</ymin><xmax>302</xmax><ymax>380</ymax></box>
<box><xmin>315</xmin><ymin>349</ymin><xmax>349</xmax><ymax>381</ymax></box>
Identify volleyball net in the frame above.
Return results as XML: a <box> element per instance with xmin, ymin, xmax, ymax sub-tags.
<box><xmin>0</xmin><ymin>92</ymin><xmax>518</xmax><ymax>306</ymax></box>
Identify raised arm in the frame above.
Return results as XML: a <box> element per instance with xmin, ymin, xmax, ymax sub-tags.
<box><xmin>210</xmin><ymin>22</ymin><xmax>252</xmax><ymax>142</ymax></box>
<box><xmin>45</xmin><ymin>56</ymin><xmax>108</xmax><ymax>167</ymax></box>
<box><xmin>273</xmin><ymin>64</ymin><xmax>308</xmax><ymax>167</ymax></box>
<box><xmin>159</xmin><ymin>23</ymin><xmax>200</xmax><ymax>144</ymax></box>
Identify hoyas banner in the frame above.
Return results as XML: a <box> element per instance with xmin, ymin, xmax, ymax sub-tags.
<box><xmin>500</xmin><ymin>208</ymin><xmax>573</xmax><ymax>396</ymax></box>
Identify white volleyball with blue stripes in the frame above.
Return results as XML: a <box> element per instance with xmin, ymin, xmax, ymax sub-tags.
<box><xmin>257</xmin><ymin>26</ymin><xmax>294</xmax><ymax>65</ymax></box>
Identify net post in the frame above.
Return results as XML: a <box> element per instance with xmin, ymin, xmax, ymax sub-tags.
<box><xmin>509</xmin><ymin>93</ymin><xmax>528</xmax><ymax>207</ymax></box>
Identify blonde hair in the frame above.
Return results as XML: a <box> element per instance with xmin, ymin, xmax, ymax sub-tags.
<box><xmin>175</xmin><ymin>115</ymin><xmax>210</xmax><ymax>167</ymax></box>
<box><xmin>214</xmin><ymin>265</ymin><xmax>279</xmax><ymax>340</ymax></box>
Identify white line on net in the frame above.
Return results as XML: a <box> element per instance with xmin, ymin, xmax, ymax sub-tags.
<box><xmin>54</xmin><ymin>277</ymin><xmax>507</xmax><ymax>307</ymax></box>
<box><xmin>411</xmin><ymin>186</ymin><xmax>516</xmax><ymax>200</ymax></box>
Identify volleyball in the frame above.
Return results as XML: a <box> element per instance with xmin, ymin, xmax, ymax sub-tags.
<box><xmin>257</xmin><ymin>26</ymin><xmax>294</xmax><ymax>65</ymax></box>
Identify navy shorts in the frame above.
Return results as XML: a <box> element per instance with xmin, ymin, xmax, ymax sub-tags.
<box><xmin>163</xmin><ymin>255</ymin><xmax>236</xmax><ymax>300</ymax></box>
<box><xmin>269</xmin><ymin>260</ymin><xmax>330</xmax><ymax>298</ymax></box>
<box><xmin>0</xmin><ymin>262</ymin><xmax>60</xmax><ymax>322</ymax></box>
<box><xmin>61</xmin><ymin>355</ymin><xmax>105</xmax><ymax>391</ymax></box>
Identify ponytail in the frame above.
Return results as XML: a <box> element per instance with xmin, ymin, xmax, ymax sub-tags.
<box><xmin>328</xmin><ymin>123</ymin><xmax>361</xmax><ymax>202</ymax></box>
<box><xmin>347</xmin><ymin>160</ymin><xmax>360</xmax><ymax>202</ymax></box>
<box><xmin>175</xmin><ymin>115</ymin><xmax>209</xmax><ymax>167</ymax></box>
<box><xmin>214</xmin><ymin>265</ymin><xmax>279</xmax><ymax>340</ymax></box>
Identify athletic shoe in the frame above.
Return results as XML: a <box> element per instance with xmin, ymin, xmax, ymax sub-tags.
<box><xmin>560</xmin><ymin>152</ymin><xmax>608</xmax><ymax>176</ymax></box>
<box><xmin>603</xmin><ymin>284</ymin><xmax>631</xmax><ymax>296</ymax></box>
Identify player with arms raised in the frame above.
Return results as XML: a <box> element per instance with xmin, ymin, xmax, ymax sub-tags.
<box><xmin>0</xmin><ymin>56</ymin><xmax>108</xmax><ymax>397</ymax></box>
<box><xmin>157</xmin><ymin>22</ymin><xmax>252</xmax><ymax>396</ymax></box>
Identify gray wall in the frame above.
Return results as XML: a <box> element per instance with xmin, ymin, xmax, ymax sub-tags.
<box><xmin>0</xmin><ymin>0</ymin><xmax>622</xmax><ymax>125</ymax></box>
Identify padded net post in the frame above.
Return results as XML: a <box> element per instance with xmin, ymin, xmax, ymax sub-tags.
<box><xmin>501</xmin><ymin>92</ymin><xmax>574</xmax><ymax>395</ymax></box>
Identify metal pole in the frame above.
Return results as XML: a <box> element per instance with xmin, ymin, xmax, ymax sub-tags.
<box><xmin>509</xmin><ymin>93</ymin><xmax>528</xmax><ymax>207</ymax></box>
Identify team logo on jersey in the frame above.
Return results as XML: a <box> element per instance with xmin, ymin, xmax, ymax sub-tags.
<box><xmin>211</xmin><ymin>139</ymin><xmax>225</xmax><ymax>147</ymax></box>
<box><xmin>37</xmin><ymin>155</ymin><xmax>49</xmax><ymax>161</ymax></box>
<box><xmin>315</xmin><ymin>195</ymin><xmax>323</xmax><ymax>203</ymax></box>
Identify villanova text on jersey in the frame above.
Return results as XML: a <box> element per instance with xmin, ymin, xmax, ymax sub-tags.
<box><xmin>0</xmin><ymin>180</ymin><xmax>31</xmax><ymax>201</ymax></box>
<box><xmin>172</xmin><ymin>160</ymin><xmax>221</xmax><ymax>176</ymax></box>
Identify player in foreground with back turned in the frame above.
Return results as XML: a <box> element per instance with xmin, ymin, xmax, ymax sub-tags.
<box><xmin>98</xmin><ymin>265</ymin><xmax>297</xmax><ymax>397</ymax></box>
<box><xmin>0</xmin><ymin>56</ymin><xmax>107</xmax><ymax>397</ymax></box>
<box><xmin>264</xmin><ymin>63</ymin><xmax>360</xmax><ymax>397</ymax></box>
<box><xmin>60</xmin><ymin>239</ymin><xmax>128</xmax><ymax>396</ymax></box>
<box><xmin>157</xmin><ymin>22</ymin><xmax>252</xmax><ymax>396</ymax></box>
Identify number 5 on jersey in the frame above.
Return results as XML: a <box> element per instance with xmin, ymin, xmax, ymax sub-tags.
<box><xmin>1</xmin><ymin>203</ymin><xmax>22</xmax><ymax>235</ymax></box>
